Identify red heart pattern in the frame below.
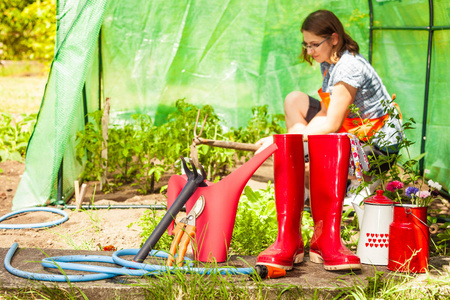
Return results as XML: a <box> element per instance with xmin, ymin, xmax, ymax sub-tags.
<box><xmin>364</xmin><ymin>232</ymin><xmax>390</xmax><ymax>248</ymax></box>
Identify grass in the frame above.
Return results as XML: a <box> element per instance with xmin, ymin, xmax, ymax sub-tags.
<box><xmin>1</xmin><ymin>265</ymin><xmax>449</xmax><ymax>299</ymax></box>
<box><xmin>0</xmin><ymin>76</ymin><xmax>46</xmax><ymax>114</ymax></box>
<box><xmin>0</xmin><ymin>61</ymin><xmax>48</xmax><ymax>115</ymax></box>
<box><xmin>0</xmin><ymin>60</ymin><xmax>48</xmax><ymax>77</ymax></box>
<box><xmin>337</xmin><ymin>268</ymin><xmax>450</xmax><ymax>299</ymax></box>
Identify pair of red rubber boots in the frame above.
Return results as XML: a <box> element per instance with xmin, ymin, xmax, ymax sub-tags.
<box><xmin>256</xmin><ymin>134</ymin><xmax>361</xmax><ymax>271</ymax></box>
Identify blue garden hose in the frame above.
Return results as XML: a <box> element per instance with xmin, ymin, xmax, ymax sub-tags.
<box><xmin>0</xmin><ymin>207</ymin><xmax>69</xmax><ymax>229</ymax></box>
<box><xmin>5</xmin><ymin>243</ymin><xmax>115</xmax><ymax>282</ymax></box>
<box><xmin>5</xmin><ymin>243</ymin><xmax>255</xmax><ymax>282</ymax></box>
<box><xmin>113</xmin><ymin>248</ymin><xmax>254</xmax><ymax>275</ymax></box>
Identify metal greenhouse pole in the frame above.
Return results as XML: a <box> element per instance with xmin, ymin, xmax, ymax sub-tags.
<box><xmin>368</xmin><ymin>0</ymin><xmax>450</xmax><ymax>175</ymax></box>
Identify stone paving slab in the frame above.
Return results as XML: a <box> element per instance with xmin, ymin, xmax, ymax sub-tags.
<box><xmin>0</xmin><ymin>246</ymin><xmax>449</xmax><ymax>299</ymax></box>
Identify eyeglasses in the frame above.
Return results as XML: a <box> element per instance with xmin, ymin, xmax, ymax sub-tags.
<box><xmin>302</xmin><ymin>36</ymin><xmax>331</xmax><ymax>51</ymax></box>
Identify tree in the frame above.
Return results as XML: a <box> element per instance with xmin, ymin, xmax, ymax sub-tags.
<box><xmin>0</xmin><ymin>0</ymin><xmax>56</xmax><ymax>61</ymax></box>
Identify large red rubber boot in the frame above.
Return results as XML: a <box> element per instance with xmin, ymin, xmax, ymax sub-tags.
<box><xmin>308</xmin><ymin>134</ymin><xmax>361</xmax><ymax>271</ymax></box>
<box><xmin>256</xmin><ymin>134</ymin><xmax>305</xmax><ymax>270</ymax></box>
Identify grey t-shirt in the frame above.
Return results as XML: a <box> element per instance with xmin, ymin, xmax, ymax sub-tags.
<box><xmin>320</xmin><ymin>51</ymin><xmax>402</xmax><ymax>150</ymax></box>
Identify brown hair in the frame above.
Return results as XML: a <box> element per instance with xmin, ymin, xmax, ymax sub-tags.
<box><xmin>300</xmin><ymin>10</ymin><xmax>359</xmax><ymax>65</ymax></box>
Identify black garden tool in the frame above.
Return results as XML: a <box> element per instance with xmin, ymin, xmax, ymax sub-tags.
<box><xmin>133</xmin><ymin>157</ymin><xmax>207</xmax><ymax>263</ymax></box>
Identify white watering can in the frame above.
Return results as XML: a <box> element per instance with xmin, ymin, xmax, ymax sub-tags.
<box><xmin>352</xmin><ymin>190</ymin><xmax>396</xmax><ymax>266</ymax></box>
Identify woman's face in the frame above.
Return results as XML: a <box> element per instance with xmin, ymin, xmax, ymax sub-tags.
<box><xmin>302</xmin><ymin>31</ymin><xmax>337</xmax><ymax>64</ymax></box>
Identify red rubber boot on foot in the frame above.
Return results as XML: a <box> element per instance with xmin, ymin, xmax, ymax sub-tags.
<box><xmin>256</xmin><ymin>134</ymin><xmax>305</xmax><ymax>270</ymax></box>
<box><xmin>308</xmin><ymin>134</ymin><xmax>361</xmax><ymax>271</ymax></box>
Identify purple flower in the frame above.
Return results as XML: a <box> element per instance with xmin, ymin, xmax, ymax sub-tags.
<box><xmin>405</xmin><ymin>186</ymin><xmax>419</xmax><ymax>198</ymax></box>
<box><xmin>386</xmin><ymin>180</ymin><xmax>404</xmax><ymax>192</ymax></box>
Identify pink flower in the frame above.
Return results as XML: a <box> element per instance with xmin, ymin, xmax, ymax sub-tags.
<box><xmin>416</xmin><ymin>190</ymin><xmax>431</xmax><ymax>199</ymax></box>
<box><xmin>386</xmin><ymin>180</ymin><xmax>404</xmax><ymax>192</ymax></box>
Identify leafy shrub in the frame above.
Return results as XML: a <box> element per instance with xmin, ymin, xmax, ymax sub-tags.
<box><xmin>157</xmin><ymin>99</ymin><xmax>235</xmax><ymax>179</ymax></box>
<box><xmin>227</xmin><ymin>105</ymin><xmax>284</xmax><ymax>144</ymax></box>
<box><xmin>75</xmin><ymin>99</ymin><xmax>279</xmax><ymax>193</ymax></box>
<box><xmin>226</xmin><ymin>105</ymin><xmax>285</xmax><ymax>160</ymax></box>
<box><xmin>75</xmin><ymin>110</ymin><xmax>104</xmax><ymax>181</ymax></box>
<box><xmin>230</xmin><ymin>184</ymin><xmax>278</xmax><ymax>256</ymax></box>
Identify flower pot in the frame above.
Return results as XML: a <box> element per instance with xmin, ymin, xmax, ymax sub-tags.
<box><xmin>388</xmin><ymin>204</ymin><xmax>429</xmax><ymax>273</ymax></box>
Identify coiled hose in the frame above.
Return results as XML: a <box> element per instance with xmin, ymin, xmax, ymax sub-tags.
<box><xmin>4</xmin><ymin>243</ymin><xmax>255</xmax><ymax>282</ymax></box>
<box><xmin>0</xmin><ymin>207</ymin><xmax>69</xmax><ymax>229</ymax></box>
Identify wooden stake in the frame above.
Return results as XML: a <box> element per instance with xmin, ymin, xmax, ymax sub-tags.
<box><xmin>100</xmin><ymin>97</ymin><xmax>110</xmax><ymax>190</ymax></box>
<box><xmin>76</xmin><ymin>183</ymin><xmax>88</xmax><ymax>210</ymax></box>
<box><xmin>74</xmin><ymin>180</ymin><xmax>80</xmax><ymax>207</ymax></box>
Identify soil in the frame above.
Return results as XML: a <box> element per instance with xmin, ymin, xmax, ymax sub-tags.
<box><xmin>0</xmin><ymin>159</ymin><xmax>273</xmax><ymax>252</ymax></box>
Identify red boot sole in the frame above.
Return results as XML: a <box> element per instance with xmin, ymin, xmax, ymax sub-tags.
<box><xmin>256</xmin><ymin>252</ymin><xmax>304</xmax><ymax>271</ymax></box>
<box><xmin>309</xmin><ymin>251</ymin><xmax>361</xmax><ymax>271</ymax></box>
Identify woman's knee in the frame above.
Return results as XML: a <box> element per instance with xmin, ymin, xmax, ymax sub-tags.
<box><xmin>284</xmin><ymin>91</ymin><xmax>309</xmax><ymax>112</ymax></box>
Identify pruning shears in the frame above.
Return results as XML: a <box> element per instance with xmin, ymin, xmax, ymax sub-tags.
<box><xmin>166</xmin><ymin>195</ymin><xmax>206</xmax><ymax>267</ymax></box>
<box><xmin>133</xmin><ymin>156</ymin><xmax>206</xmax><ymax>263</ymax></box>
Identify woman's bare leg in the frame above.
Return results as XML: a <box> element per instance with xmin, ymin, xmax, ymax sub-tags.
<box><xmin>284</xmin><ymin>91</ymin><xmax>311</xmax><ymax>133</ymax></box>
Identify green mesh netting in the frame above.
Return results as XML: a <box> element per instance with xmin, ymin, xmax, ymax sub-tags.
<box><xmin>370</xmin><ymin>0</ymin><xmax>450</xmax><ymax>193</ymax></box>
<box><xmin>12</xmin><ymin>0</ymin><xmax>107</xmax><ymax>210</ymax></box>
<box><xmin>12</xmin><ymin>0</ymin><xmax>449</xmax><ymax>210</ymax></box>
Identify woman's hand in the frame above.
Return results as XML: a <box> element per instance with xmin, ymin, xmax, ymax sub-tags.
<box><xmin>254</xmin><ymin>136</ymin><xmax>274</xmax><ymax>154</ymax></box>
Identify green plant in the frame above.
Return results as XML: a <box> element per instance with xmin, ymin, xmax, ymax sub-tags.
<box><xmin>433</xmin><ymin>225</ymin><xmax>450</xmax><ymax>256</ymax></box>
<box><xmin>75</xmin><ymin>99</ymin><xmax>251</xmax><ymax>192</ymax></box>
<box><xmin>133</xmin><ymin>263</ymin><xmax>305</xmax><ymax>300</ymax></box>
<box><xmin>226</xmin><ymin>105</ymin><xmax>285</xmax><ymax>160</ymax></box>
<box><xmin>230</xmin><ymin>183</ymin><xmax>315</xmax><ymax>256</ymax></box>
<box><xmin>337</xmin><ymin>266</ymin><xmax>450</xmax><ymax>300</ymax></box>
<box><xmin>0</xmin><ymin>112</ymin><xmax>36</xmax><ymax>162</ymax></box>
<box><xmin>107</xmin><ymin>122</ymin><xmax>140</xmax><ymax>184</ymax></box>
<box><xmin>79</xmin><ymin>188</ymin><xmax>103</xmax><ymax>233</ymax></box>
<box><xmin>157</xmin><ymin>99</ymin><xmax>236</xmax><ymax>180</ymax></box>
<box><xmin>230</xmin><ymin>184</ymin><xmax>277</xmax><ymax>256</ymax></box>
<box><xmin>0</xmin><ymin>284</ymin><xmax>88</xmax><ymax>300</ymax></box>
<box><xmin>341</xmin><ymin>208</ymin><xmax>359</xmax><ymax>249</ymax></box>
<box><xmin>348</xmin><ymin>100</ymin><xmax>444</xmax><ymax>208</ymax></box>
<box><xmin>131</xmin><ymin>114</ymin><xmax>169</xmax><ymax>194</ymax></box>
<box><xmin>228</xmin><ymin>105</ymin><xmax>285</xmax><ymax>145</ymax></box>
<box><xmin>134</xmin><ymin>204</ymin><xmax>173</xmax><ymax>251</ymax></box>
<box><xmin>75</xmin><ymin>110</ymin><xmax>104</xmax><ymax>182</ymax></box>
<box><xmin>301</xmin><ymin>211</ymin><xmax>314</xmax><ymax>248</ymax></box>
